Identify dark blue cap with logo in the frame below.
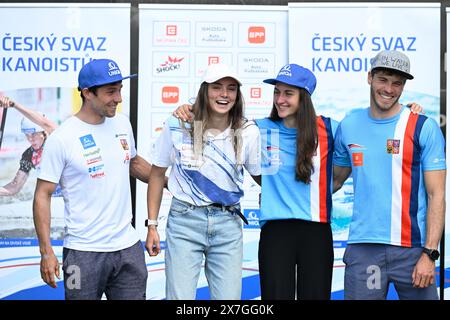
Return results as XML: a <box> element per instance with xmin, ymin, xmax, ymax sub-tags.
<box><xmin>263</xmin><ymin>64</ymin><xmax>317</xmax><ymax>95</ymax></box>
<box><xmin>78</xmin><ymin>59</ymin><xmax>137</xmax><ymax>89</ymax></box>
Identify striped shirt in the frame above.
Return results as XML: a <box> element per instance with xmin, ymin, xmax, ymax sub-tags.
<box><xmin>255</xmin><ymin>116</ymin><xmax>337</xmax><ymax>225</ymax></box>
<box><xmin>334</xmin><ymin>106</ymin><xmax>446</xmax><ymax>247</ymax></box>
<box><xmin>151</xmin><ymin>116</ymin><xmax>261</xmax><ymax>206</ymax></box>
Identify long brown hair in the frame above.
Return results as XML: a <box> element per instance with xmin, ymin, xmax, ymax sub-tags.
<box><xmin>269</xmin><ymin>87</ymin><xmax>317</xmax><ymax>183</ymax></box>
<box><xmin>182</xmin><ymin>81</ymin><xmax>245</xmax><ymax>167</ymax></box>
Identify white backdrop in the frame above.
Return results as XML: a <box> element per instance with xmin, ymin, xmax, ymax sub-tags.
<box><xmin>0</xmin><ymin>3</ymin><xmax>132</xmax><ymax>299</ymax></box>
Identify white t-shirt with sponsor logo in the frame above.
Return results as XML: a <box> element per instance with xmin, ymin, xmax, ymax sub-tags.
<box><xmin>38</xmin><ymin>114</ymin><xmax>139</xmax><ymax>252</ymax></box>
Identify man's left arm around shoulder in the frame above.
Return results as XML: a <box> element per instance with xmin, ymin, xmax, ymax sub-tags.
<box><xmin>130</xmin><ymin>155</ymin><xmax>168</xmax><ymax>188</ymax></box>
<box><xmin>412</xmin><ymin>169</ymin><xmax>446</xmax><ymax>288</ymax></box>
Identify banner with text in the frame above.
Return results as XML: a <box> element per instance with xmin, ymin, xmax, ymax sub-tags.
<box><xmin>0</xmin><ymin>3</ymin><xmax>132</xmax><ymax>300</ymax></box>
<box><xmin>289</xmin><ymin>2</ymin><xmax>441</xmax><ymax>298</ymax></box>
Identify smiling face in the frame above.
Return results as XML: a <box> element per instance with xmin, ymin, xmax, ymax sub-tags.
<box><xmin>206</xmin><ymin>77</ymin><xmax>238</xmax><ymax>117</ymax></box>
<box><xmin>84</xmin><ymin>82</ymin><xmax>123</xmax><ymax>119</ymax></box>
<box><xmin>368</xmin><ymin>69</ymin><xmax>406</xmax><ymax>119</ymax></box>
<box><xmin>273</xmin><ymin>82</ymin><xmax>301</xmax><ymax>128</ymax></box>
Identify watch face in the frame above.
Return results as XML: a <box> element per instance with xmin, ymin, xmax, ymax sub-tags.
<box><xmin>430</xmin><ymin>250</ymin><xmax>440</xmax><ymax>260</ymax></box>
<box><xmin>424</xmin><ymin>248</ymin><xmax>440</xmax><ymax>261</ymax></box>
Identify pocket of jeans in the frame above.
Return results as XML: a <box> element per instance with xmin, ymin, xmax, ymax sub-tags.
<box><xmin>169</xmin><ymin>199</ymin><xmax>190</xmax><ymax>216</ymax></box>
<box><xmin>62</xmin><ymin>247</ymin><xmax>72</xmax><ymax>272</ymax></box>
<box><xmin>342</xmin><ymin>245</ymin><xmax>352</xmax><ymax>265</ymax></box>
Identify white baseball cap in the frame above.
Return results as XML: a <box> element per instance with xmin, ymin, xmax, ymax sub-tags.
<box><xmin>202</xmin><ymin>63</ymin><xmax>242</xmax><ymax>86</ymax></box>
<box><xmin>21</xmin><ymin>116</ymin><xmax>45</xmax><ymax>134</ymax></box>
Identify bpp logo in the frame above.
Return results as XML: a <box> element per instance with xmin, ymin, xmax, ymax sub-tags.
<box><xmin>162</xmin><ymin>86</ymin><xmax>179</xmax><ymax>103</ymax></box>
<box><xmin>248</xmin><ymin>26</ymin><xmax>265</xmax><ymax>44</ymax></box>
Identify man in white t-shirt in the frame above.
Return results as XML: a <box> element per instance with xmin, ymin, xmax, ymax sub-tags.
<box><xmin>33</xmin><ymin>59</ymin><xmax>152</xmax><ymax>300</ymax></box>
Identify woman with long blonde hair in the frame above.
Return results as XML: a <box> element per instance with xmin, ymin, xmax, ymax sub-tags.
<box><xmin>146</xmin><ymin>63</ymin><xmax>260</xmax><ymax>300</ymax></box>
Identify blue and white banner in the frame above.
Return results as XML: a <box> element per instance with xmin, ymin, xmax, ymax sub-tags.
<box><xmin>137</xmin><ymin>3</ymin><xmax>288</xmax><ymax>300</ymax></box>
<box><xmin>289</xmin><ymin>2</ymin><xmax>441</xmax><ymax>299</ymax></box>
<box><xmin>0</xmin><ymin>3</ymin><xmax>132</xmax><ymax>300</ymax></box>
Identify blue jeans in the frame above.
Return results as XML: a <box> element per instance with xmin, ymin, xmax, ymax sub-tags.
<box><xmin>165</xmin><ymin>197</ymin><xmax>243</xmax><ymax>300</ymax></box>
<box><xmin>344</xmin><ymin>243</ymin><xmax>439</xmax><ymax>300</ymax></box>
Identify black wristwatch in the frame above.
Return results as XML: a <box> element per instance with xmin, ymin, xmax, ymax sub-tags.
<box><xmin>423</xmin><ymin>247</ymin><xmax>440</xmax><ymax>261</ymax></box>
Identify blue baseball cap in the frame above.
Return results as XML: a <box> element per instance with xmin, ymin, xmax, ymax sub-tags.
<box><xmin>78</xmin><ymin>59</ymin><xmax>137</xmax><ymax>89</ymax></box>
<box><xmin>263</xmin><ymin>64</ymin><xmax>317</xmax><ymax>95</ymax></box>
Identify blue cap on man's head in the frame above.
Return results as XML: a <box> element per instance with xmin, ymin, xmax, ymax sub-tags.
<box><xmin>263</xmin><ymin>64</ymin><xmax>317</xmax><ymax>95</ymax></box>
<box><xmin>78</xmin><ymin>59</ymin><xmax>137</xmax><ymax>89</ymax></box>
